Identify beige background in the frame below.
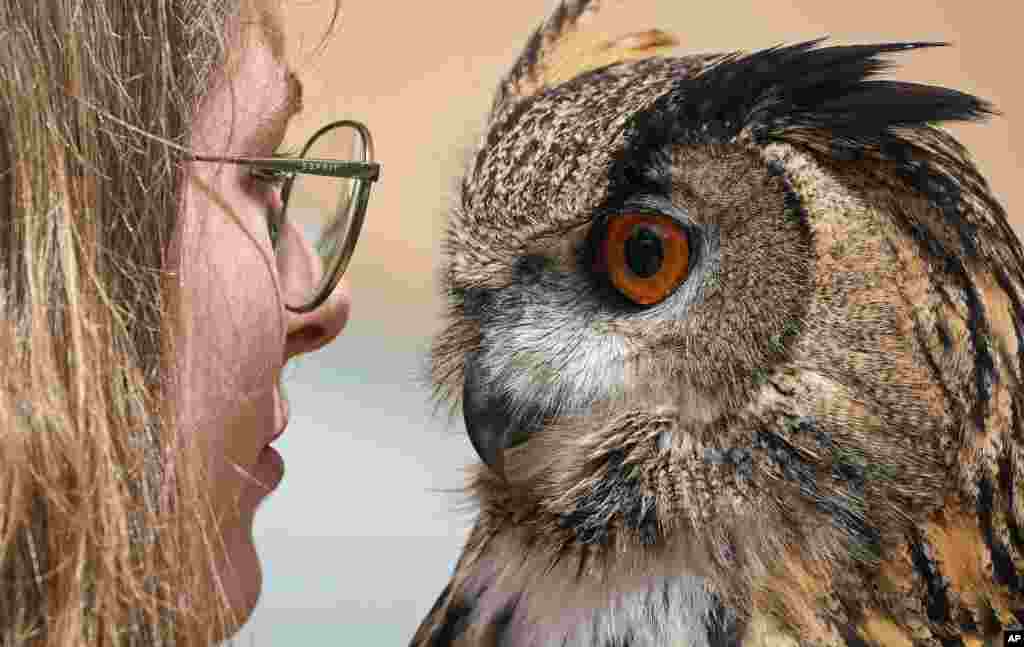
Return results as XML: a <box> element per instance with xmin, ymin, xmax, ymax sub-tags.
<box><xmin>237</xmin><ymin>1</ymin><xmax>1021</xmax><ymax>643</ymax></box>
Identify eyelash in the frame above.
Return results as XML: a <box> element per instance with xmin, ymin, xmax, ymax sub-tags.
<box><xmin>249</xmin><ymin>167</ymin><xmax>290</xmax><ymax>186</ymax></box>
<box><xmin>248</xmin><ymin>147</ymin><xmax>300</xmax><ymax>187</ymax></box>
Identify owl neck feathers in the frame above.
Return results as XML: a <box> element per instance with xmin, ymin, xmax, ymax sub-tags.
<box><xmin>458</xmin><ymin>398</ymin><xmax>866</xmax><ymax>646</ymax></box>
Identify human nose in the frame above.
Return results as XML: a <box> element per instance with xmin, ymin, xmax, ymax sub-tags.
<box><xmin>286</xmin><ymin>276</ymin><xmax>351</xmax><ymax>358</ymax></box>
<box><xmin>277</xmin><ymin>220</ymin><xmax>351</xmax><ymax>358</ymax></box>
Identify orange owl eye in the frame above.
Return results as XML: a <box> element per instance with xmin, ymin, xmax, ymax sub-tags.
<box><xmin>596</xmin><ymin>212</ymin><xmax>690</xmax><ymax>306</ymax></box>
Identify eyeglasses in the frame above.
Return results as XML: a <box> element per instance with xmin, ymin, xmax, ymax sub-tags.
<box><xmin>187</xmin><ymin>119</ymin><xmax>380</xmax><ymax>313</ymax></box>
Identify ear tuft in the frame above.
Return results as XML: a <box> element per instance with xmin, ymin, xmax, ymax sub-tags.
<box><xmin>541</xmin><ymin>28</ymin><xmax>680</xmax><ymax>90</ymax></box>
<box><xmin>490</xmin><ymin>1</ymin><xmax>679</xmax><ymax>122</ymax></box>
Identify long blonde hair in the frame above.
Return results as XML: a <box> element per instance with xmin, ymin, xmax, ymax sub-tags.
<box><xmin>0</xmin><ymin>0</ymin><xmax>284</xmax><ymax>643</ymax></box>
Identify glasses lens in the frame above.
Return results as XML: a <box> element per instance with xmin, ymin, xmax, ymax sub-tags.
<box><xmin>280</xmin><ymin>122</ymin><xmax>367</xmax><ymax>309</ymax></box>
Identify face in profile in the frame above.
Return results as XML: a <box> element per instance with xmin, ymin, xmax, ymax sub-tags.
<box><xmin>173</xmin><ymin>13</ymin><xmax>351</xmax><ymax>630</ymax></box>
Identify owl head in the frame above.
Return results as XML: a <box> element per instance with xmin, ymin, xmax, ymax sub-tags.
<box><xmin>431</xmin><ymin>0</ymin><xmax>1020</xmax><ymax>596</ymax></box>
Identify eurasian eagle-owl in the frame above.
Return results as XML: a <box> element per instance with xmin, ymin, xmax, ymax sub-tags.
<box><xmin>414</xmin><ymin>1</ymin><xmax>1024</xmax><ymax>645</ymax></box>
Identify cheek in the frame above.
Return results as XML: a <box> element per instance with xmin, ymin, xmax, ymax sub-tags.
<box><xmin>175</xmin><ymin>175</ymin><xmax>285</xmax><ymax>471</ymax></box>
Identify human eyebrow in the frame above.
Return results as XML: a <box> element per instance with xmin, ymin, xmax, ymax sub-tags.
<box><xmin>249</xmin><ymin>68</ymin><xmax>304</xmax><ymax>154</ymax></box>
<box><xmin>283</xmin><ymin>69</ymin><xmax>303</xmax><ymax>120</ymax></box>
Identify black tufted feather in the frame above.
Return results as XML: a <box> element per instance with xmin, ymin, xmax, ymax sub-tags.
<box><xmin>678</xmin><ymin>41</ymin><xmax>991</xmax><ymax>143</ymax></box>
<box><xmin>612</xmin><ymin>41</ymin><xmax>996</xmax><ymax>199</ymax></box>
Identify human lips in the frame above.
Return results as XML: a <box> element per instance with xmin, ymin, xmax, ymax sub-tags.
<box><xmin>251</xmin><ymin>391</ymin><xmax>288</xmax><ymax>493</ymax></box>
<box><xmin>255</xmin><ymin>393</ymin><xmax>289</xmax><ymax>493</ymax></box>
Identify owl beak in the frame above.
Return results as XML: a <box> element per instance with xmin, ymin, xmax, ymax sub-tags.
<box><xmin>462</xmin><ymin>358</ymin><xmax>509</xmax><ymax>480</ymax></box>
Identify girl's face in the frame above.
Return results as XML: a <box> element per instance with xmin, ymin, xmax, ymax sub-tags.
<box><xmin>173</xmin><ymin>15</ymin><xmax>351</xmax><ymax>628</ymax></box>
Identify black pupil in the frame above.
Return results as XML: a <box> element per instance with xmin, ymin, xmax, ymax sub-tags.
<box><xmin>624</xmin><ymin>225</ymin><xmax>664</xmax><ymax>278</ymax></box>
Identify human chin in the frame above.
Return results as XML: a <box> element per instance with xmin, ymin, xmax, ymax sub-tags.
<box><xmin>216</xmin><ymin>509</ymin><xmax>264</xmax><ymax>634</ymax></box>
<box><xmin>210</xmin><ymin>411</ymin><xmax>283</xmax><ymax>633</ymax></box>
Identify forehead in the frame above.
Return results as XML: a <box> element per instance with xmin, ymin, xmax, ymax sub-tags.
<box><xmin>249</xmin><ymin>0</ymin><xmax>287</xmax><ymax>61</ymax></box>
<box><xmin>219</xmin><ymin>0</ymin><xmax>289</xmax><ymax>82</ymax></box>
<box><xmin>191</xmin><ymin>12</ymin><xmax>299</xmax><ymax>154</ymax></box>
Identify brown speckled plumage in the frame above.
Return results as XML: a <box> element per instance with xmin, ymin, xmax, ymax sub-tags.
<box><xmin>414</xmin><ymin>2</ymin><xmax>1024</xmax><ymax>645</ymax></box>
